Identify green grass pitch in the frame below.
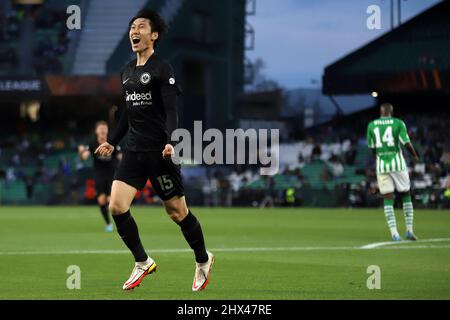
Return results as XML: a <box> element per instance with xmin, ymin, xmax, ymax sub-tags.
<box><xmin>0</xmin><ymin>206</ymin><xmax>449</xmax><ymax>300</ymax></box>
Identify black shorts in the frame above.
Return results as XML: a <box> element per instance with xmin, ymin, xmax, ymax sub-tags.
<box><xmin>95</xmin><ymin>174</ymin><xmax>113</xmax><ymax>196</ymax></box>
<box><xmin>114</xmin><ymin>150</ymin><xmax>184</xmax><ymax>201</ymax></box>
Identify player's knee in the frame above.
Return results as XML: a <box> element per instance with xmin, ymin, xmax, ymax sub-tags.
<box><xmin>109</xmin><ymin>202</ymin><xmax>128</xmax><ymax>215</ymax></box>
<box><xmin>166</xmin><ymin>208</ymin><xmax>183</xmax><ymax>223</ymax></box>
<box><xmin>383</xmin><ymin>193</ymin><xmax>394</xmax><ymax>199</ymax></box>
<box><xmin>165</xmin><ymin>206</ymin><xmax>187</xmax><ymax>223</ymax></box>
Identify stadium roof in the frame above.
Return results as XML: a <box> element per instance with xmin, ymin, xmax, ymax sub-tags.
<box><xmin>322</xmin><ymin>1</ymin><xmax>450</xmax><ymax>95</ymax></box>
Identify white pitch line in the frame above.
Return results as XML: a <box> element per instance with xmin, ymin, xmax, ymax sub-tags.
<box><xmin>0</xmin><ymin>247</ymin><xmax>356</xmax><ymax>256</ymax></box>
<box><xmin>0</xmin><ymin>242</ymin><xmax>450</xmax><ymax>256</ymax></box>
<box><xmin>360</xmin><ymin>238</ymin><xmax>450</xmax><ymax>249</ymax></box>
<box><xmin>382</xmin><ymin>245</ymin><xmax>450</xmax><ymax>250</ymax></box>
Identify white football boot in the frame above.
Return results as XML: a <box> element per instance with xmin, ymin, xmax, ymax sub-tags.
<box><xmin>192</xmin><ymin>251</ymin><xmax>215</xmax><ymax>291</ymax></box>
<box><xmin>122</xmin><ymin>257</ymin><xmax>157</xmax><ymax>290</ymax></box>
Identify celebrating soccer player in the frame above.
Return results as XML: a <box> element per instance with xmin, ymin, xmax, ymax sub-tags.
<box><xmin>78</xmin><ymin>121</ymin><xmax>121</xmax><ymax>232</ymax></box>
<box><xmin>366</xmin><ymin>103</ymin><xmax>420</xmax><ymax>241</ymax></box>
<box><xmin>95</xmin><ymin>10</ymin><xmax>214</xmax><ymax>291</ymax></box>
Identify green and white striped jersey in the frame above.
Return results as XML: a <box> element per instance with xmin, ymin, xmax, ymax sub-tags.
<box><xmin>366</xmin><ymin>117</ymin><xmax>410</xmax><ymax>174</ymax></box>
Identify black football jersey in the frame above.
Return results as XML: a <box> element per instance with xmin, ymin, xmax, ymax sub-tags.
<box><xmin>120</xmin><ymin>54</ymin><xmax>180</xmax><ymax>152</ymax></box>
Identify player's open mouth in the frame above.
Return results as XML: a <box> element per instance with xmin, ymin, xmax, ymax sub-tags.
<box><xmin>132</xmin><ymin>37</ymin><xmax>140</xmax><ymax>45</ymax></box>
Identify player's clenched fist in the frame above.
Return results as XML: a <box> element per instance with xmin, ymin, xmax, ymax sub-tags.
<box><xmin>162</xmin><ymin>144</ymin><xmax>174</xmax><ymax>159</ymax></box>
<box><xmin>95</xmin><ymin>142</ymin><xmax>115</xmax><ymax>156</ymax></box>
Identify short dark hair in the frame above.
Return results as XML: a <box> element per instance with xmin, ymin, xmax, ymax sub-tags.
<box><xmin>380</xmin><ymin>102</ymin><xmax>394</xmax><ymax>115</ymax></box>
<box><xmin>129</xmin><ymin>9</ymin><xmax>167</xmax><ymax>47</ymax></box>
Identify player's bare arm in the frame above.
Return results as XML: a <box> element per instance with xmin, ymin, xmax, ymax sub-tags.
<box><xmin>405</xmin><ymin>142</ymin><xmax>419</xmax><ymax>164</ymax></box>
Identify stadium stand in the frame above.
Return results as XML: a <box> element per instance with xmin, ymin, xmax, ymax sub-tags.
<box><xmin>1</xmin><ymin>110</ymin><xmax>448</xmax><ymax>208</ymax></box>
<box><xmin>0</xmin><ymin>3</ymin><xmax>19</xmax><ymax>75</ymax></box>
<box><xmin>0</xmin><ymin>0</ymin><xmax>80</xmax><ymax>76</ymax></box>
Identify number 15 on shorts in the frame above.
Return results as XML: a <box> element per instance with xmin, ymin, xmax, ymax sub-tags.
<box><xmin>156</xmin><ymin>175</ymin><xmax>173</xmax><ymax>191</ymax></box>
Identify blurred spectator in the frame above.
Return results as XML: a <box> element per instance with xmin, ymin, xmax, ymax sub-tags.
<box><xmin>311</xmin><ymin>144</ymin><xmax>322</xmax><ymax>161</ymax></box>
<box><xmin>327</xmin><ymin>155</ymin><xmax>344</xmax><ymax>178</ymax></box>
<box><xmin>24</xmin><ymin>175</ymin><xmax>34</xmax><ymax>199</ymax></box>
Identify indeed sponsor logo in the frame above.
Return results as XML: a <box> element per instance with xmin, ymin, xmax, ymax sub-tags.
<box><xmin>126</xmin><ymin>91</ymin><xmax>152</xmax><ymax>102</ymax></box>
